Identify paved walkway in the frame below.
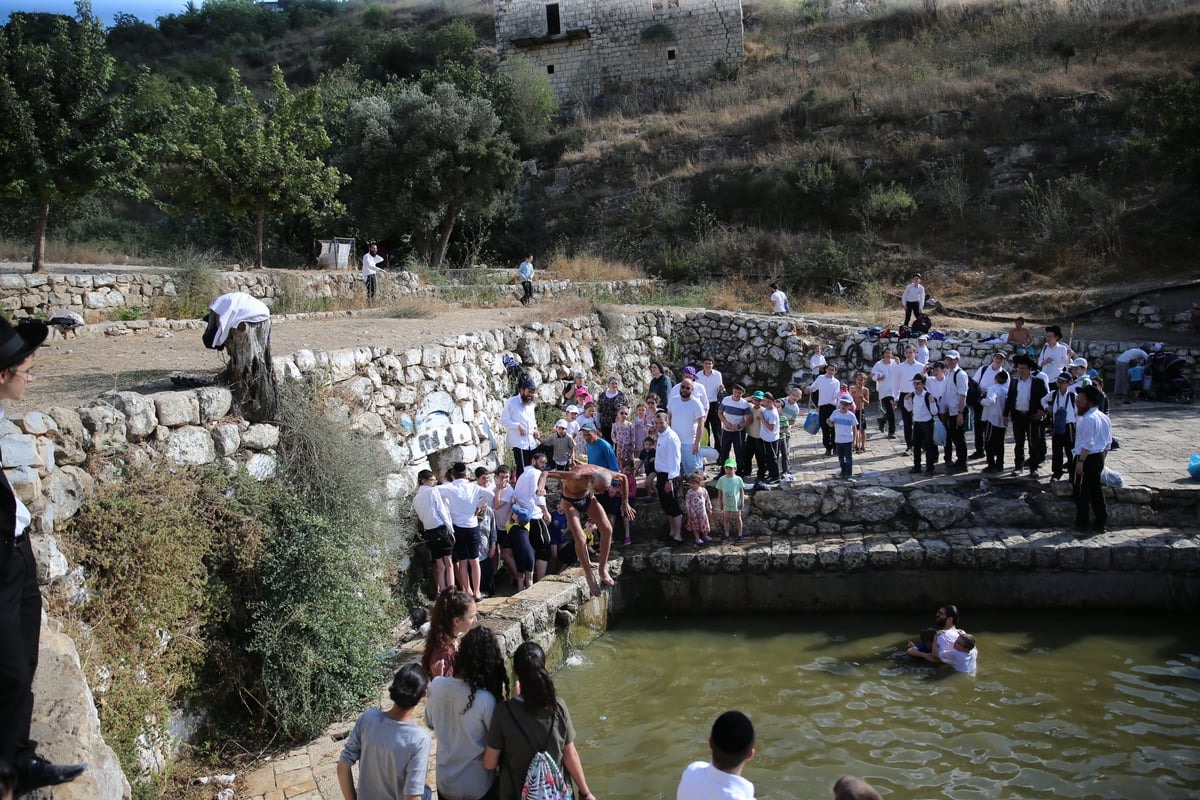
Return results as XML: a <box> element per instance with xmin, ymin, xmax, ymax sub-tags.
<box><xmin>774</xmin><ymin>401</ymin><xmax>1198</xmax><ymax>492</ymax></box>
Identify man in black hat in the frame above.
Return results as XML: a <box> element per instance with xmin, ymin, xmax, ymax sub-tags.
<box><xmin>1004</xmin><ymin>353</ymin><xmax>1049</xmax><ymax>477</ymax></box>
<box><xmin>0</xmin><ymin>317</ymin><xmax>87</xmax><ymax>795</ymax></box>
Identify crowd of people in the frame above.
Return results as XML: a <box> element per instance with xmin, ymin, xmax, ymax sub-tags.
<box><xmin>415</xmin><ymin>319</ymin><xmax>1119</xmax><ymax>603</ymax></box>
<box><xmin>335</xmin><ymin>585</ymin><xmax>920</xmax><ymax>800</ymax></box>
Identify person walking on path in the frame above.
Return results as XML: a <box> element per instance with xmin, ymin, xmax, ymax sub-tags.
<box><xmin>362</xmin><ymin>243</ymin><xmax>385</xmax><ymax>302</ymax></box>
<box><xmin>517</xmin><ymin>254</ymin><xmax>535</xmax><ymax>305</ymax></box>
<box><xmin>769</xmin><ymin>282</ymin><xmax>789</xmax><ymax>315</ymax></box>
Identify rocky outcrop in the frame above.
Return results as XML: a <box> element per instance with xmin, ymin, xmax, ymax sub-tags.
<box><xmin>28</xmin><ymin>621</ymin><xmax>131</xmax><ymax>800</ymax></box>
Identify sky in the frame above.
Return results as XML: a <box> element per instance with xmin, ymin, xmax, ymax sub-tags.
<box><xmin>0</xmin><ymin>0</ymin><xmax>189</xmax><ymax>25</ymax></box>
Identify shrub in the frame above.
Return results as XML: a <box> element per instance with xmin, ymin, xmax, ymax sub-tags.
<box><xmin>854</xmin><ymin>182</ymin><xmax>918</xmax><ymax>233</ymax></box>
<box><xmin>1021</xmin><ymin>174</ymin><xmax>1072</xmax><ymax>245</ymax></box>
<box><xmin>160</xmin><ymin>245</ymin><xmax>222</xmax><ymax>320</ymax></box>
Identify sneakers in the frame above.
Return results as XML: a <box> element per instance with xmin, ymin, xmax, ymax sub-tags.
<box><xmin>909</xmin><ymin>466</ymin><xmax>923</xmax><ymax>474</ymax></box>
<box><xmin>969</xmin><ymin>451</ymin><xmax>986</xmax><ymax>460</ymax></box>
<box><xmin>752</xmin><ymin>481</ymin><xmax>770</xmax><ymax>492</ymax></box>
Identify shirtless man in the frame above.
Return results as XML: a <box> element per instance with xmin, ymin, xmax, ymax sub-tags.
<box><xmin>541</xmin><ymin>463</ymin><xmax>636</xmax><ymax>596</ymax></box>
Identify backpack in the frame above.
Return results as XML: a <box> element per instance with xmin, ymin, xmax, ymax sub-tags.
<box><xmin>965</xmin><ymin>369</ymin><xmax>982</xmax><ymax>407</ymax></box>
<box><xmin>506</xmin><ymin>704</ymin><xmax>572</xmax><ymax>800</ymax></box>
<box><xmin>914</xmin><ymin>314</ymin><xmax>932</xmax><ymax>334</ymax></box>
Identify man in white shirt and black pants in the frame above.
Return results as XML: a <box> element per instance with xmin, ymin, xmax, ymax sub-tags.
<box><xmin>941</xmin><ymin>350</ymin><xmax>970</xmax><ymax>472</ymax></box>
<box><xmin>902</xmin><ymin>273</ymin><xmax>925</xmax><ymax>326</ymax></box>
<box><xmin>695</xmin><ymin>357</ymin><xmax>724</xmax><ymax>447</ymax></box>
<box><xmin>1072</xmin><ymin>385</ymin><xmax>1112</xmax><ymax>534</ymax></box>
<box><xmin>362</xmin><ymin>243</ymin><xmax>385</xmax><ymax>302</ymax></box>
<box><xmin>500</xmin><ymin>376</ymin><xmax>541</xmax><ymax>473</ymax></box>
<box><xmin>809</xmin><ymin>364</ymin><xmax>842</xmax><ymax>457</ymax></box>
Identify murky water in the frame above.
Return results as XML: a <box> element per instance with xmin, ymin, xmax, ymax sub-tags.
<box><xmin>552</xmin><ymin>612</ymin><xmax>1200</xmax><ymax>799</ymax></box>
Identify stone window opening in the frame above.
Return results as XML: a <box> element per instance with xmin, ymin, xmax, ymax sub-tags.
<box><xmin>546</xmin><ymin>64</ymin><xmax>555</xmax><ymax>75</ymax></box>
<box><xmin>667</xmin><ymin>48</ymin><xmax>677</xmax><ymax>63</ymax></box>
<box><xmin>546</xmin><ymin>3</ymin><xmax>561</xmax><ymax>36</ymax></box>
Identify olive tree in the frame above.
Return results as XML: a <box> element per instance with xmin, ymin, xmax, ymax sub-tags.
<box><xmin>0</xmin><ymin>1</ymin><xmax>133</xmax><ymax>272</ymax></box>
<box><xmin>343</xmin><ymin>82</ymin><xmax>520</xmax><ymax>271</ymax></box>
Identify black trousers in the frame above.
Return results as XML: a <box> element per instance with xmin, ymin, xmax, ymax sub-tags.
<box><xmin>912</xmin><ymin>420</ymin><xmax>937</xmax><ymax>469</ymax></box>
<box><xmin>943</xmin><ymin>412</ymin><xmax>967</xmax><ymax>468</ymax></box>
<box><xmin>718</xmin><ymin>429</ymin><xmax>745</xmax><ymax>473</ymax></box>
<box><xmin>758</xmin><ymin>439</ymin><xmax>780</xmax><ymax>482</ymax></box>
<box><xmin>1073</xmin><ymin>452</ymin><xmax>1107</xmax><ymax>528</ymax></box>
<box><xmin>520</xmin><ymin>280</ymin><xmax>533</xmax><ymax>304</ymax></box>
<box><xmin>818</xmin><ymin>404</ymin><xmax>835</xmax><ymax>452</ymax></box>
<box><xmin>511</xmin><ymin>447</ymin><xmax>538</xmax><ymax>474</ymax></box>
<box><xmin>971</xmin><ymin>402</ymin><xmax>986</xmax><ymax>452</ymax></box>
<box><xmin>984</xmin><ymin>422</ymin><xmax>1006</xmax><ymax>469</ymax></box>
<box><xmin>1</xmin><ymin>535</ymin><xmax>41</xmax><ymax>766</ymax></box>
<box><xmin>365</xmin><ymin>274</ymin><xmax>378</xmax><ymax>300</ymax></box>
<box><xmin>1010</xmin><ymin>411</ymin><xmax>1046</xmax><ymax>470</ymax></box>
<box><xmin>705</xmin><ymin>402</ymin><xmax>721</xmax><ymax>447</ymax></box>
<box><xmin>1051</xmin><ymin>426</ymin><xmax>1076</xmax><ymax>478</ymax></box>
<box><xmin>742</xmin><ymin>436</ymin><xmax>762</xmax><ymax>479</ymax></box>
<box><xmin>904</xmin><ymin>301</ymin><xmax>921</xmax><ymax>325</ymax></box>
<box><xmin>879</xmin><ymin>396</ymin><xmax>896</xmax><ymax>436</ymax></box>
<box><xmin>899</xmin><ymin>393</ymin><xmax>914</xmax><ymax>447</ymax></box>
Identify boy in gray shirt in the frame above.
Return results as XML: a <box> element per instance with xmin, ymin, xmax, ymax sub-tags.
<box><xmin>338</xmin><ymin>663</ymin><xmax>432</xmax><ymax>800</ymax></box>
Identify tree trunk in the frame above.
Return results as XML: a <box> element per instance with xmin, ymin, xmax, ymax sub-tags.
<box><xmin>31</xmin><ymin>200</ymin><xmax>50</xmax><ymax>273</ymax></box>
<box><xmin>225</xmin><ymin>318</ymin><xmax>279</xmax><ymax>423</ymax></box>
<box><xmin>430</xmin><ymin>206</ymin><xmax>460</xmax><ymax>272</ymax></box>
<box><xmin>254</xmin><ymin>207</ymin><xmax>265</xmax><ymax>269</ymax></box>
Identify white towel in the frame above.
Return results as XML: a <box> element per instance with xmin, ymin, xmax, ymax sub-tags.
<box><xmin>208</xmin><ymin>292</ymin><xmax>270</xmax><ymax>347</ymax></box>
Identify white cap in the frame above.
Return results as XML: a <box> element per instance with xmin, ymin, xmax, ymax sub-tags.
<box><xmin>566</xmin><ymin>405</ymin><xmax>580</xmax><ymax>414</ymax></box>
<box><xmin>1070</xmin><ymin>357</ymin><xmax>1088</xmax><ymax>368</ymax></box>
<box><xmin>945</xmin><ymin>350</ymin><xmax>961</xmax><ymax>359</ymax></box>
<box><xmin>554</xmin><ymin>419</ymin><xmax>568</xmax><ymax>429</ymax></box>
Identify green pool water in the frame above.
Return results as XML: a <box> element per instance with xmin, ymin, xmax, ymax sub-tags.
<box><xmin>551</xmin><ymin>612</ymin><xmax>1200</xmax><ymax>799</ymax></box>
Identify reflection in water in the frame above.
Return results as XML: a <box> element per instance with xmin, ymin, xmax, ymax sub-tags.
<box><xmin>551</xmin><ymin>612</ymin><xmax>1200</xmax><ymax>800</ymax></box>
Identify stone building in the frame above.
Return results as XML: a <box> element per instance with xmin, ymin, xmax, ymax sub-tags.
<box><xmin>494</xmin><ymin>0</ymin><xmax>744</xmax><ymax>102</ymax></box>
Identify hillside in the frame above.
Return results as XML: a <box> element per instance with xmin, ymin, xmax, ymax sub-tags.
<box><xmin>515</xmin><ymin>0</ymin><xmax>1200</xmax><ymax>312</ymax></box>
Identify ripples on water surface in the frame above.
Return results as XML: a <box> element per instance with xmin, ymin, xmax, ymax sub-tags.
<box><xmin>551</xmin><ymin>612</ymin><xmax>1200</xmax><ymax>799</ymax></box>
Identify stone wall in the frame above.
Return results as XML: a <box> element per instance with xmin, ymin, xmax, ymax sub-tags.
<box><xmin>617</xmin><ymin>531</ymin><xmax>1200</xmax><ymax>611</ymax></box>
<box><xmin>0</xmin><ymin>268</ymin><xmax>657</xmax><ymax>321</ymax></box>
<box><xmin>495</xmin><ymin>0</ymin><xmax>744</xmax><ymax>102</ymax></box>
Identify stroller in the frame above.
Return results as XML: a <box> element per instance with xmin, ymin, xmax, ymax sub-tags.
<box><xmin>1146</xmin><ymin>351</ymin><xmax>1194</xmax><ymax>403</ymax></box>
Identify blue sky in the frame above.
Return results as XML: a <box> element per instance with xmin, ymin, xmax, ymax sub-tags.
<box><xmin>0</xmin><ymin>0</ymin><xmax>189</xmax><ymax>25</ymax></box>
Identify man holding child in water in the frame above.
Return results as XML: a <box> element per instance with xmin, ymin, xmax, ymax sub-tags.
<box><xmin>540</xmin><ymin>463</ymin><xmax>636</xmax><ymax>597</ymax></box>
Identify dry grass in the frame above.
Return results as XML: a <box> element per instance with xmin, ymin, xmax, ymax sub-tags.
<box><xmin>0</xmin><ymin>238</ymin><xmax>150</xmax><ymax>266</ymax></box>
<box><xmin>548</xmin><ymin>252</ymin><xmax>644</xmax><ymax>282</ymax></box>
<box><xmin>702</xmin><ymin>275</ymin><xmax>761</xmax><ymax>311</ymax></box>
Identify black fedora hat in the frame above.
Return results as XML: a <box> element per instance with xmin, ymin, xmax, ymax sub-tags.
<box><xmin>0</xmin><ymin>317</ymin><xmax>48</xmax><ymax>371</ymax></box>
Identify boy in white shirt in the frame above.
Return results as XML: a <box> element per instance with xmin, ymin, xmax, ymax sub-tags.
<box><xmin>677</xmin><ymin>711</ymin><xmax>756</xmax><ymax>800</ymax></box>
<box><xmin>871</xmin><ymin>347</ymin><xmax>899</xmax><ymax>439</ymax></box>
<box><xmin>937</xmin><ymin>633</ymin><xmax>978</xmax><ymax>674</ymax></box>
<box><xmin>904</xmin><ymin>374</ymin><xmax>940</xmax><ymax>474</ymax></box>
<box><xmin>827</xmin><ymin>395</ymin><xmax>858</xmax><ymax>479</ymax></box>
<box><xmin>901</xmin><ymin>273</ymin><xmax>925</xmax><ymax>325</ymax></box>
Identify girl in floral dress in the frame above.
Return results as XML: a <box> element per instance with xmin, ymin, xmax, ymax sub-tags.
<box><xmin>685</xmin><ymin>471</ymin><xmax>713</xmax><ymax>546</ymax></box>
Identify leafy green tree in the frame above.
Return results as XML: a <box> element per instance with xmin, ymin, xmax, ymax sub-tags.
<box><xmin>343</xmin><ymin>82</ymin><xmax>520</xmax><ymax>270</ymax></box>
<box><xmin>0</xmin><ymin>1</ymin><xmax>134</xmax><ymax>272</ymax></box>
<box><xmin>492</xmin><ymin>56</ymin><xmax>558</xmax><ymax>155</ymax></box>
<box><xmin>164</xmin><ymin>66</ymin><xmax>346</xmax><ymax>268</ymax></box>
<box><xmin>1138</xmin><ymin>80</ymin><xmax>1200</xmax><ymax>188</ymax></box>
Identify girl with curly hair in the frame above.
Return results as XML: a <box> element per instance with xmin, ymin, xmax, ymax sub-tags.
<box><xmin>483</xmin><ymin>641</ymin><xmax>596</xmax><ymax>800</ymax></box>
<box><xmin>421</xmin><ymin>589</ymin><xmax>477</xmax><ymax>680</ymax></box>
<box><xmin>425</xmin><ymin>626</ymin><xmax>509</xmax><ymax>800</ymax></box>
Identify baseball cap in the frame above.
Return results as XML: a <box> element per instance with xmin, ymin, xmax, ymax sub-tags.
<box><xmin>945</xmin><ymin>350</ymin><xmax>961</xmax><ymax>359</ymax></box>
<box><xmin>1056</xmin><ymin>372</ymin><xmax>1072</xmax><ymax>383</ymax></box>
<box><xmin>566</xmin><ymin>405</ymin><xmax>580</xmax><ymax>414</ymax></box>
<box><xmin>554</xmin><ymin>419</ymin><xmax>567</xmax><ymax>430</ymax></box>
<box><xmin>751</xmin><ymin>391</ymin><xmax>765</xmax><ymax>400</ymax></box>
<box><xmin>918</xmin><ymin>334</ymin><xmax>929</xmax><ymax>341</ymax></box>
<box><xmin>723</xmin><ymin>458</ymin><xmax>736</xmax><ymax>468</ymax></box>
<box><xmin>839</xmin><ymin>393</ymin><xmax>853</xmax><ymax>404</ymax></box>
<box><xmin>683</xmin><ymin>366</ymin><xmax>697</xmax><ymax>376</ymax></box>
<box><xmin>514</xmin><ymin>506</ymin><xmax>532</xmax><ymax>525</ymax></box>
<box><xmin>1070</xmin><ymin>357</ymin><xmax>1088</xmax><ymax>368</ymax></box>
<box><xmin>580</xmin><ymin>418</ymin><xmax>599</xmax><ymax>431</ymax></box>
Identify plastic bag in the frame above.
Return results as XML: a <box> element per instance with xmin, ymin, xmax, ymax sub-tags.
<box><xmin>1101</xmin><ymin>467</ymin><xmax>1123</xmax><ymax>487</ymax></box>
<box><xmin>933</xmin><ymin>418</ymin><xmax>947</xmax><ymax>446</ymax></box>
<box><xmin>803</xmin><ymin>410</ymin><xmax>821</xmax><ymax>435</ymax></box>
<box><xmin>1189</xmin><ymin>454</ymin><xmax>1200</xmax><ymax>481</ymax></box>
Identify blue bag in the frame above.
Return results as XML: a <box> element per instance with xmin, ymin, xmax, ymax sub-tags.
<box><xmin>803</xmin><ymin>409</ymin><xmax>821</xmax><ymax>435</ymax></box>
<box><xmin>1189</xmin><ymin>454</ymin><xmax>1200</xmax><ymax>481</ymax></box>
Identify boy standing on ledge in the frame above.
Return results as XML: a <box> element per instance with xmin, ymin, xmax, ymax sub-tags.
<box><xmin>677</xmin><ymin>710</ymin><xmax>757</xmax><ymax>799</ymax></box>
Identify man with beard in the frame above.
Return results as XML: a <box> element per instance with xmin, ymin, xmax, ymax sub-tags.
<box><xmin>500</xmin><ymin>376</ymin><xmax>541</xmax><ymax>472</ymax></box>
<box><xmin>1005</xmin><ymin>354</ymin><xmax>1049</xmax><ymax>477</ymax></box>
<box><xmin>906</xmin><ymin>604</ymin><xmax>963</xmax><ymax>664</ymax></box>
<box><xmin>668</xmin><ymin>378</ymin><xmax>707</xmax><ymax>478</ymax></box>
<box><xmin>654</xmin><ymin>412</ymin><xmax>685</xmax><ymax>546</ymax></box>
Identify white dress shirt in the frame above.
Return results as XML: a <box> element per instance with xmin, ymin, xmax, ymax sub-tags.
<box><xmin>1073</xmin><ymin>408</ymin><xmax>1112</xmax><ymax>456</ymax></box>
<box><xmin>902</xmin><ymin>282</ymin><xmax>925</xmax><ymax>308</ymax></box>
<box><xmin>943</xmin><ymin>367</ymin><xmax>969</xmax><ymax>414</ymax></box>
<box><xmin>499</xmin><ymin>394</ymin><xmax>539</xmax><ymax>450</ymax></box>
<box><xmin>694</xmin><ymin>369</ymin><xmax>723</xmax><ymax>402</ymax></box>
<box><xmin>905</xmin><ymin>390</ymin><xmax>939</xmax><ymax>422</ymax></box>
<box><xmin>437</xmin><ymin>479</ymin><xmax>494</xmax><ymax>528</ymax></box>
<box><xmin>1045</xmin><ymin>388</ymin><xmax>1078</xmax><ymax>425</ymax></box>
<box><xmin>668</xmin><ymin>382</ymin><xmax>708</xmax><ymax>407</ymax></box>
<box><xmin>871</xmin><ymin>358</ymin><xmax>900</xmax><ymax>400</ymax></box>
<box><xmin>413</xmin><ymin>484</ymin><xmax>453</xmax><ymax>531</ymax></box>
<box><xmin>654</xmin><ymin>427</ymin><xmax>682</xmax><ymax>480</ymax></box>
<box><xmin>980</xmin><ymin>383</ymin><xmax>1007</xmax><ymax>427</ymax></box>
<box><xmin>513</xmin><ymin>465</ymin><xmax>547</xmax><ymax>520</ymax></box>
<box><xmin>361</xmin><ymin>251</ymin><xmax>384</xmax><ymax>278</ymax></box>
<box><xmin>896</xmin><ymin>360</ymin><xmax>926</xmax><ymax>394</ymax></box>
<box><xmin>1040</xmin><ymin>342</ymin><xmax>1070</xmax><ymax>377</ymax></box>
<box><xmin>974</xmin><ymin>364</ymin><xmax>1006</xmax><ymax>394</ymax></box>
<box><xmin>812</xmin><ymin>374</ymin><xmax>841</xmax><ymax>406</ymax></box>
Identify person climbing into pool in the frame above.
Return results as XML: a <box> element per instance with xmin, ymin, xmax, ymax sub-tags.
<box><xmin>937</xmin><ymin>632</ymin><xmax>978</xmax><ymax>674</ymax></box>
<box><xmin>906</xmin><ymin>604</ymin><xmax>962</xmax><ymax>665</ymax></box>
<box><xmin>676</xmin><ymin>710</ymin><xmax>756</xmax><ymax>800</ymax></box>
<box><xmin>541</xmin><ymin>462</ymin><xmax>635</xmax><ymax>597</ymax></box>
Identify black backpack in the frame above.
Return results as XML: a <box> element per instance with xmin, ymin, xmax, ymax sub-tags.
<box><xmin>914</xmin><ymin>314</ymin><xmax>933</xmax><ymax>334</ymax></box>
<box><xmin>965</xmin><ymin>368</ymin><xmax>982</xmax><ymax>407</ymax></box>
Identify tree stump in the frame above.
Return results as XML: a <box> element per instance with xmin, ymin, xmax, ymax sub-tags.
<box><xmin>225</xmin><ymin>319</ymin><xmax>279</xmax><ymax>423</ymax></box>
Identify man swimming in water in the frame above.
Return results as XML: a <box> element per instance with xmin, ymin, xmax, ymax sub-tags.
<box><xmin>906</xmin><ymin>604</ymin><xmax>962</xmax><ymax>664</ymax></box>
<box><xmin>542</xmin><ymin>463</ymin><xmax>636</xmax><ymax>596</ymax></box>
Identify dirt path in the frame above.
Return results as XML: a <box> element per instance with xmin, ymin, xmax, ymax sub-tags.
<box><xmin>17</xmin><ymin>296</ymin><xmax>1195</xmax><ymax>413</ymax></box>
